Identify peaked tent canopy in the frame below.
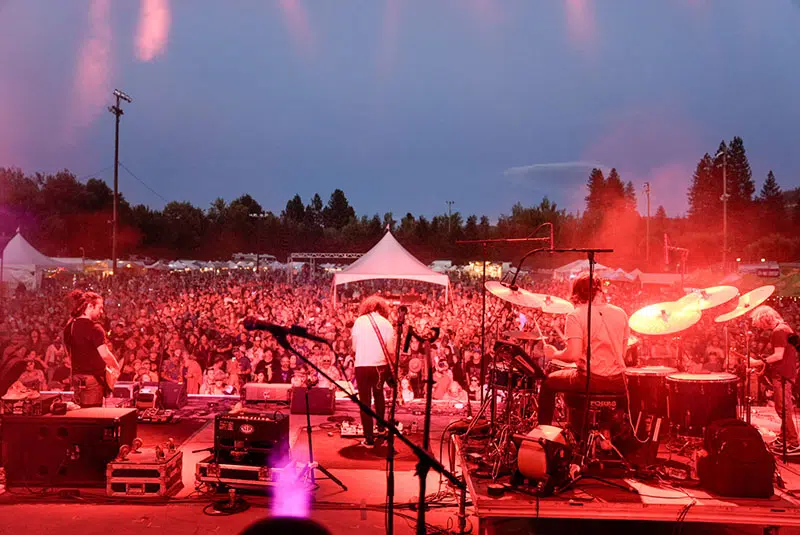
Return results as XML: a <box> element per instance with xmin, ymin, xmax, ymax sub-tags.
<box><xmin>2</xmin><ymin>232</ymin><xmax>67</xmax><ymax>290</ymax></box>
<box><xmin>332</xmin><ymin>231</ymin><xmax>449</xmax><ymax>303</ymax></box>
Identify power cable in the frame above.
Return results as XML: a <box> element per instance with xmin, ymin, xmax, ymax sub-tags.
<box><xmin>118</xmin><ymin>161</ymin><xmax>169</xmax><ymax>203</ymax></box>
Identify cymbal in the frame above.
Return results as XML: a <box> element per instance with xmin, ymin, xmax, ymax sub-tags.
<box><xmin>629</xmin><ymin>301</ymin><xmax>702</xmax><ymax>336</ymax></box>
<box><xmin>485</xmin><ymin>281</ymin><xmax>544</xmax><ymax>308</ymax></box>
<box><xmin>677</xmin><ymin>285</ymin><xmax>739</xmax><ymax>311</ymax></box>
<box><xmin>714</xmin><ymin>285</ymin><xmax>775</xmax><ymax>323</ymax></box>
<box><xmin>531</xmin><ymin>294</ymin><xmax>575</xmax><ymax>314</ymax></box>
<box><xmin>627</xmin><ymin>335</ymin><xmax>640</xmax><ymax>347</ymax></box>
<box><xmin>503</xmin><ymin>330</ymin><xmax>544</xmax><ymax>341</ymax></box>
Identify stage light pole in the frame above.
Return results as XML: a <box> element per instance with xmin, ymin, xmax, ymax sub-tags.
<box><xmin>249</xmin><ymin>212</ymin><xmax>269</xmax><ymax>271</ymax></box>
<box><xmin>715</xmin><ymin>148</ymin><xmax>729</xmax><ymax>272</ymax></box>
<box><xmin>446</xmin><ymin>200</ymin><xmax>454</xmax><ymax>234</ymax></box>
<box><xmin>108</xmin><ymin>89</ymin><xmax>133</xmax><ymax>277</ymax></box>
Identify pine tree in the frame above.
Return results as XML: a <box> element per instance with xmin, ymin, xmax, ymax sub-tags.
<box><xmin>605</xmin><ymin>168</ymin><xmax>625</xmax><ymax>209</ymax></box>
<box><xmin>623</xmin><ymin>181</ymin><xmax>637</xmax><ymax>212</ymax></box>
<box><xmin>758</xmin><ymin>170</ymin><xmax>785</xmax><ymax>235</ymax></box>
<box><xmin>585</xmin><ymin>168</ymin><xmax>606</xmax><ymax>214</ymax></box>
<box><xmin>727</xmin><ymin>136</ymin><xmax>755</xmax><ymax>211</ymax></box>
<box><xmin>687</xmin><ymin>153</ymin><xmax>717</xmax><ymax>222</ymax></box>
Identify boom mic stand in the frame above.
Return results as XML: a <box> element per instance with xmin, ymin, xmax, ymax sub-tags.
<box><xmin>260</xmin><ymin>325</ymin><xmax>467</xmax><ymax>535</ymax></box>
<box><xmin>387</xmin><ymin>305</ymin><xmax>407</xmax><ymax>535</ymax></box>
<box><xmin>457</xmin><ymin>225</ymin><xmax>553</xmax><ymax>438</ymax></box>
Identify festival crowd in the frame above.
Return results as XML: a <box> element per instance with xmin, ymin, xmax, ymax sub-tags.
<box><xmin>1</xmin><ymin>269</ymin><xmax>799</xmax><ymax>405</ymax></box>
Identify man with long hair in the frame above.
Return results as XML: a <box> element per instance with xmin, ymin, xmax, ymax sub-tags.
<box><xmin>537</xmin><ymin>273</ymin><xmax>629</xmax><ymax>427</ymax></box>
<box><xmin>63</xmin><ymin>290</ymin><xmax>120</xmax><ymax>407</ymax></box>
<box><xmin>352</xmin><ymin>295</ymin><xmax>396</xmax><ymax>448</ymax></box>
<box><xmin>749</xmin><ymin>305</ymin><xmax>799</xmax><ymax>455</ymax></box>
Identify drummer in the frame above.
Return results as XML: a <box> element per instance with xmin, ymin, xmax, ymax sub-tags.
<box><xmin>537</xmin><ymin>272</ymin><xmax>629</xmax><ymax>427</ymax></box>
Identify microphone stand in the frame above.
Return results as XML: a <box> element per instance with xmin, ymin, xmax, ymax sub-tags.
<box><xmin>387</xmin><ymin>306</ymin><xmax>407</xmax><ymax>535</ymax></box>
<box><xmin>267</xmin><ymin>329</ymin><xmax>467</xmax><ymax>535</ymax></box>
<box><xmin>406</xmin><ymin>325</ymin><xmax>440</xmax><ymax>535</ymax></box>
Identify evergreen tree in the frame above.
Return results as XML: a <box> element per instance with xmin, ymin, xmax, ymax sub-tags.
<box><xmin>623</xmin><ymin>181</ymin><xmax>637</xmax><ymax>212</ymax></box>
<box><xmin>282</xmin><ymin>194</ymin><xmax>305</xmax><ymax>223</ymax></box>
<box><xmin>605</xmin><ymin>168</ymin><xmax>625</xmax><ymax>209</ymax></box>
<box><xmin>727</xmin><ymin>136</ymin><xmax>755</xmax><ymax>211</ymax></box>
<box><xmin>687</xmin><ymin>153</ymin><xmax>717</xmax><ymax>221</ymax></box>
<box><xmin>305</xmin><ymin>193</ymin><xmax>324</xmax><ymax>229</ymax></box>
<box><xmin>758</xmin><ymin>170</ymin><xmax>785</xmax><ymax>235</ymax></box>
<box><xmin>323</xmin><ymin>189</ymin><xmax>356</xmax><ymax>230</ymax></box>
<box><xmin>585</xmin><ymin>168</ymin><xmax>606</xmax><ymax>215</ymax></box>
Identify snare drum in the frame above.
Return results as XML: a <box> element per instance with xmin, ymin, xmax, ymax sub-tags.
<box><xmin>546</xmin><ymin>360</ymin><xmax>577</xmax><ymax>374</ymax></box>
<box><xmin>666</xmin><ymin>372</ymin><xmax>739</xmax><ymax>438</ymax></box>
<box><xmin>625</xmin><ymin>366</ymin><xmax>677</xmax><ymax>419</ymax></box>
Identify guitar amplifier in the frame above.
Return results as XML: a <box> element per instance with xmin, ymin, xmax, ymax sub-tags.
<box><xmin>214</xmin><ymin>411</ymin><xmax>290</xmax><ymax>467</ymax></box>
<box><xmin>112</xmin><ymin>382</ymin><xmax>140</xmax><ymax>400</ymax></box>
<box><xmin>290</xmin><ymin>387</ymin><xmax>336</xmax><ymax>415</ymax></box>
<box><xmin>0</xmin><ymin>393</ymin><xmax>62</xmax><ymax>416</ymax></box>
<box><xmin>0</xmin><ymin>408</ymin><xmax>137</xmax><ymax>487</ymax></box>
<box><xmin>159</xmin><ymin>381</ymin><xmax>187</xmax><ymax>409</ymax></box>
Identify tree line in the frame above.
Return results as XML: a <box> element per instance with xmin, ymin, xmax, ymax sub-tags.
<box><xmin>1</xmin><ymin>135</ymin><xmax>798</xmax><ymax>269</ymax></box>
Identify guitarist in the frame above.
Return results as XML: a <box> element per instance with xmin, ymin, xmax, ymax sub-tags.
<box><xmin>64</xmin><ymin>290</ymin><xmax>120</xmax><ymax>407</ymax></box>
<box><xmin>351</xmin><ymin>295</ymin><xmax>396</xmax><ymax>448</ymax></box>
<box><xmin>749</xmin><ymin>305</ymin><xmax>798</xmax><ymax>455</ymax></box>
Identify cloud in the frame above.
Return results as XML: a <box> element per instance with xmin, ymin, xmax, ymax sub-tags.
<box><xmin>504</xmin><ymin>161</ymin><xmax>608</xmax><ymax>177</ymax></box>
<box><xmin>135</xmin><ymin>0</ymin><xmax>171</xmax><ymax>62</ymax></box>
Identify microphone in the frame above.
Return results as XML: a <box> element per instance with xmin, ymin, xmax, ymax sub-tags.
<box><xmin>398</xmin><ymin>305</ymin><xmax>408</xmax><ymax>325</ymax></box>
<box><xmin>242</xmin><ymin>317</ymin><xmax>330</xmax><ymax>345</ymax></box>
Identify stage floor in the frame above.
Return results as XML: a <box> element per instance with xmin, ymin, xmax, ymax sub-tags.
<box><xmin>2</xmin><ymin>398</ymin><xmax>800</xmax><ymax>535</ymax></box>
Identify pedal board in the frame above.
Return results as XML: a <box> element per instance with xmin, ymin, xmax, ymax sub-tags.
<box><xmin>339</xmin><ymin>421</ymin><xmax>404</xmax><ymax>438</ymax></box>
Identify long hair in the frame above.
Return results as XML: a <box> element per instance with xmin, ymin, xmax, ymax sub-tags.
<box><xmin>66</xmin><ymin>289</ymin><xmax>102</xmax><ymax>318</ymax></box>
<box><xmin>751</xmin><ymin>305</ymin><xmax>782</xmax><ymax>330</ymax></box>
<box><xmin>358</xmin><ymin>295</ymin><xmax>390</xmax><ymax>319</ymax></box>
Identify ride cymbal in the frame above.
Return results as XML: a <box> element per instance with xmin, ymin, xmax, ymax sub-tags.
<box><xmin>714</xmin><ymin>285</ymin><xmax>775</xmax><ymax>323</ymax></box>
<box><xmin>677</xmin><ymin>285</ymin><xmax>739</xmax><ymax>311</ymax></box>
<box><xmin>531</xmin><ymin>294</ymin><xmax>575</xmax><ymax>314</ymax></box>
<box><xmin>485</xmin><ymin>281</ymin><xmax>544</xmax><ymax>308</ymax></box>
<box><xmin>629</xmin><ymin>301</ymin><xmax>702</xmax><ymax>336</ymax></box>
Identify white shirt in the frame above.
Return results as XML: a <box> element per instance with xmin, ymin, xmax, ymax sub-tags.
<box><xmin>564</xmin><ymin>302</ymin><xmax>628</xmax><ymax>377</ymax></box>
<box><xmin>352</xmin><ymin>312</ymin><xmax>396</xmax><ymax>368</ymax></box>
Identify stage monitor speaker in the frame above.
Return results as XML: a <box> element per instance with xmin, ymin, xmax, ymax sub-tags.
<box><xmin>0</xmin><ymin>408</ymin><xmax>137</xmax><ymax>487</ymax></box>
<box><xmin>290</xmin><ymin>387</ymin><xmax>335</xmax><ymax>415</ymax></box>
<box><xmin>159</xmin><ymin>381</ymin><xmax>187</xmax><ymax>409</ymax></box>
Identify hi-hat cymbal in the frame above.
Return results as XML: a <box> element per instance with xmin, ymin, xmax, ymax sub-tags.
<box><xmin>677</xmin><ymin>285</ymin><xmax>739</xmax><ymax>311</ymax></box>
<box><xmin>485</xmin><ymin>281</ymin><xmax>544</xmax><ymax>308</ymax></box>
<box><xmin>531</xmin><ymin>294</ymin><xmax>575</xmax><ymax>314</ymax></box>
<box><xmin>502</xmin><ymin>330</ymin><xmax>544</xmax><ymax>341</ymax></box>
<box><xmin>629</xmin><ymin>301</ymin><xmax>702</xmax><ymax>336</ymax></box>
<box><xmin>714</xmin><ymin>285</ymin><xmax>775</xmax><ymax>323</ymax></box>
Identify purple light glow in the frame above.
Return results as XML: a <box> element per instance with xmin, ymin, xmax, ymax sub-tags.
<box><xmin>271</xmin><ymin>456</ymin><xmax>310</xmax><ymax>518</ymax></box>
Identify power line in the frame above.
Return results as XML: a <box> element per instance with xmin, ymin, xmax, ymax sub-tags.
<box><xmin>118</xmin><ymin>161</ymin><xmax>169</xmax><ymax>203</ymax></box>
<box><xmin>76</xmin><ymin>166</ymin><xmax>115</xmax><ymax>183</ymax></box>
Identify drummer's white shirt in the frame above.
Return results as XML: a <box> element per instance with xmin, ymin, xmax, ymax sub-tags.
<box><xmin>352</xmin><ymin>312</ymin><xmax>396</xmax><ymax>367</ymax></box>
<box><xmin>564</xmin><ymin>302</ymin><xmax>629</xmax><ymax>377</ymax></box>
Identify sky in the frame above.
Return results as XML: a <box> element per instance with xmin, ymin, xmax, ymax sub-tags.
<box><xmin>1</xmin><ymin>0</ymin><xmax>799</xmax><ymax>221</ymax></box>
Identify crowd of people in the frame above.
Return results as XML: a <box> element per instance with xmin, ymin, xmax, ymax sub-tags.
<box><xmin>1</xmin><ymin>268</ymin><xmax>799</xmax><ymax>406</ymax></box>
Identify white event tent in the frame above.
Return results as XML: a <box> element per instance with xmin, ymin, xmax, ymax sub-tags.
<box><xmin>1</xmin><ymin>231</ymin><xmax>67</xmax><ymax>289</ymax></box>
<box><xmin>332</xmin><ymin>231</ymin><xmax>450</xmax><ymax>304</ymax></box>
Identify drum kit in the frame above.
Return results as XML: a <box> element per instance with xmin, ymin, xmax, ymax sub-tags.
<box><xmin>477</xmin><ymin>279</ymin><xmax>777</xmax><ymax>493</ymax></box>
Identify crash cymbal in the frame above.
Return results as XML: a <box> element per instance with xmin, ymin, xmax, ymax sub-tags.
<box><xmin>629</xmin><ymin>301</ymin><xmax>702</xmax><ymax>336</ymax></box>
<box><xmin>485</xmin><ymin>281</ymin><xmax>544</xmax><ymax>308</ymax></box>
<box><xmin>531</xmin><ymin>294</ymin><xmax>575</xmax><ymax>314</ymax></box>
<box><xmin>677</xmin><ymin>285</ymin><xmax>739</xmax><ymax>311</ymax></box>
<box><xmin>714</xmin><ymin>285</ymin><xmax>775</xmax><ymax>323</ymax></box>
<box><xmin>502</xmin><ymin>330</ymin><xmax>544</xmax><ymax>341</ymax></box>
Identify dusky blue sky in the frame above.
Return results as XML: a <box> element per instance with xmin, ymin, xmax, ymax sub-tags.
<box><xmin>1</xmin><ymin>0</ymin><xmax>799</xmax><ymax>221</ymax></box>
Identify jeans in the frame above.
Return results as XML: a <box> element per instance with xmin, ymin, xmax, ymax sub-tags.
<box><xmin>773</xmin><ymin>376</ymin><xmax>798</xmax><ymax>445</ymax></box>
<box><xmin>537</xmin><ymin>368</ymin><xmax>626</xmax><ymax>426</ymax></box>
<box><xmin>72</xmin><ymin>374</ymin><xmax>105</xmax><ymax>408</ymax></box>
<box><xmin>355</xmin><ymin>365</ymin><xmax>389</xmax><ymax>443</ymax></box>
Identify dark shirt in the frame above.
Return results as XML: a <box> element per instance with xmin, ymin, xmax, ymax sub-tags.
<box><xmin>772</xmin><ymin>324</ymin><xmax>798</xmax><ymax>383</ymax></box>
<box><xmin>64</xmin><ymin>318</ymin><xmax>106</xmax><ymax>376</ymax></box>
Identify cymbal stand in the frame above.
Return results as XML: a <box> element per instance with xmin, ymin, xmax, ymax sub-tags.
<box><xmin>744</xmin><ymin>329</ymin><xmax>752</xmax><ymax>425</ymax></box>
<box><xmin>457</xmin><ymin>227</ymin><xmax>553</xmax><ymax>439</ymax></box>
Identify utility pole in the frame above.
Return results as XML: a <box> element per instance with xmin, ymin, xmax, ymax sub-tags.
<box><xmin>643</xmin><ymin>183</ymin><xmax>651</xmax><ymax>267</ymax></box>
<box><xmin>716</xmin><ymin>148</ymin><xmax>730</xmax><ymax>272</ymax></box>
<box><xmin>108</xmin><ymin>89</ymin><xmax>133</xmax><ymax>277</ymax></box>
<box><xmin>446</xmin><ymin>200</ymin><xmax>454</xmax><ymax>234</ymax></box>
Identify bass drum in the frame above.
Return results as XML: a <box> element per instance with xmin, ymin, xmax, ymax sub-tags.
<box><xmin>515</xmin><ymin>425</ymin><xmax>572</xmax><ymax>495</ymax></box>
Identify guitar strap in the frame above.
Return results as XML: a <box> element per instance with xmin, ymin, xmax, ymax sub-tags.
<box><xmin>367</xmin><ymin>313</ymin><xmax>397</xmax><ymax>379</ymax></box>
